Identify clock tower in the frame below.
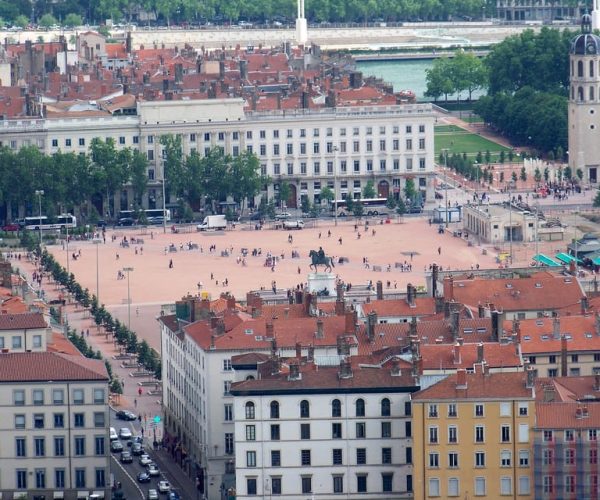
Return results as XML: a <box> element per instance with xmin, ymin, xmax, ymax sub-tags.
<box><xmin>568</xmin><ymin>14</ymin><xmax>600</xmax><ymax>184</ymax></box>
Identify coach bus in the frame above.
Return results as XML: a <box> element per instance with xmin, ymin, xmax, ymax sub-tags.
<box><xmin>23</xmin><ymin>214</ymin><xmax>77</xmax><ymax>230</ymax></box>
<box><xmin>330</xmin><ymin>197</ymin><xmax>388</xmax><ymax>216</ymax></box>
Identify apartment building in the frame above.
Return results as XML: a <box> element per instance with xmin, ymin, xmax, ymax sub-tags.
<box><xmin>0</xmin><ymin>351</ymin><xmax>110</xmax><ymax>499</ymax></box>
<box><xmin>230</xmin><ymin>357</ymin><xmax>418</xmax><ymax>499</ymax></box>
<box><xmin>0</xmin><ymin>312</ymin><xmax>50</xmax><ymax>352</ymax></box>
<box><xmin>533</xmin><ymin>376</ymin><xmax>600</xmax><ymax>499</ymax></box>
<box><xmin>412</xmin><ymin>369</ymin><xmax>535</xmax><ymax>499</ymax></box>
<box><xmin>515</xmin><ymin>313</ymin><xmax>600</xmax><ymax>377</ymax></box>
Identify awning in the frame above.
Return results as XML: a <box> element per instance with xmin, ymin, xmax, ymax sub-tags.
<box><xmin>555</xmin><ymin>252</ymin><xmax>583</xmax><ymax>264</ymax></box>
<box><xmin>533</xmin><ymin>254</ymin><xmax>561</xmax><ymax>266</ymax></box>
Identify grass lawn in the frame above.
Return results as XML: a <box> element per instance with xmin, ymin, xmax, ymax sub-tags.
<box><xmin>462</xmin><ymin>115</ymin><xmax>483</xmax><ymax>123</ymax></box>
<box><xmin>435</xmin><ymin>128</ymin><xmax>518</xmax><ymax>163</ymax></box>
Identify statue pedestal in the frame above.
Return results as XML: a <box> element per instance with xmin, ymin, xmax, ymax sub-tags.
<box><xmin>308</xmin><ymin>273</ymin><xmax>336</xmax><ymax>296</ymax></box>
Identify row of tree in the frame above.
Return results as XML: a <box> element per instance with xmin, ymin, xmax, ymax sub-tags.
<box><xmin>0</xmin><ymin>0</ymin><xmax>493</xmax><ymax>28</ymax></box>
<box><xmin>1</xmin><ymin>137</ymin><xmax>265</xmax><ymax>222</ymax></box>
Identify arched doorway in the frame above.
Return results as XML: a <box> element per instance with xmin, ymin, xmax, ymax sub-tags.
<box><xmin>288</xmin><ymin>184</ymin><xmax>297</xmax><ymax>208</ymax></box>
<box><xmin>378</xmin><ymin>180</ymin><xmax>390</xmax><ymax>198</ymax></box>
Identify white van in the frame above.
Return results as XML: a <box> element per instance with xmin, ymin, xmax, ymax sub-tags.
<box><xmin>110</xmin><ymin>427</ymin><xmax>118</xmax><ymax>441</ymax></box>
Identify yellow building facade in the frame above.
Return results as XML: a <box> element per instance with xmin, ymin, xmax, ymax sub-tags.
<box><xmin>412</xmin><ymin>369</ymin><xmax>535</xmax><ymax>499</ymax></box>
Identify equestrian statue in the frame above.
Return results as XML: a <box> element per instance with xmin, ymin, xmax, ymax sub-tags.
<box><xmin>309</xmin><ymin>247</ymin><xmax>335</xmax><ymax>273</ymax></box>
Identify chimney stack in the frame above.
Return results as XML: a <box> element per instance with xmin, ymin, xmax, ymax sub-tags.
<box><xmin>289</xmin><ymin>362</ymin><xmax>301</xmax><ymax>380</ymax></box>
<box><xmin>491</xmin><ymin>310</ymin><xmax>500</xmax><ymax>341</ymax></box>
<box><xmin>316</xmin><ymin>318</ymin><xmax>324</xmax><ymax>339</ymax></box>
<box><xmin>345</xmin><ymin>310</ymin><xmax>357</xmax><ymax>335</ymax></box>
<box><xmin>553</xmin><ymin>316</ymin><xmax>561</xmax><ymax>340</ymax></box>
<box><xmin>561</xmin><ymin>334</ymin><xmax>568</xmax><ymax>377</ymax></box>
<box><xmin>443</xmin><ymin>276</ymin><xmax>454</xmax><ymax>301</ymax></box>
<box><xmin>450</xmin><ymin>309</ymin><xmax>460</xmax><ymax>340</ymax></box>
<box><xmin>456</xmin><ymin>369</ymin><xmax>467</xmax><ymax>389</ymax></box>
<box><xmin>366</xmin><ymin>311</ymin><xmax>377</xmax><ymax>342</ymax></box>
<box><xmin>581</xmin><ymin>296</ymin><xmax>589</xmax><ymax>315</ymax></box>
<box><xmin>477</xmin><ymin>342</ymin><xmax>484</xmax><ymax>364</ymax></box>
<box><xmin>335</xmin><ymin>282</ymin><xmax>345</xmax><ymax>315</ymax></box>
<box><xmin>409</xmin><ymin>316</ymin><xmax>417</xmax><ymax>337</ymax></box>
<box><xmin>295</xmin><ymin>342</ymin><xmax>302</xmax><ymax>360</ymax></box>
<box><xmin>391</xmin><ymin>359</ymin><xmax>402</xmax><ymax>376</ymax></box>
<box><xmin>339</xmin><ymin>358</ymin><xmax>353</xmax><ymax>379</ymax></box>
<box><xmin>431</xmin><ymin>263</ymin><xmax>439</xmax><ymax>297</ymax></box>
<box><xmin>526</xmin><ymin>366</ymin><xmax>536</xmax><ymax>389</ymax></box>
<box><xmin>307</xmin><ymin>344</ymin><xmax>314</xmax><ymax>362</ymax></box>
<box><xmin>266</xmin><ymin>322</ymin><xmax>274</xmax><ymax>339</ymax></box>
<box><xmin>453</xmin><ymin>342</ymin><xmax>461</xmax><ymax>365</ymax></box>
<box><xmin>376</xmin><ymin>281</ymin><xmax>383</xmax><ymax>300</ymax></box>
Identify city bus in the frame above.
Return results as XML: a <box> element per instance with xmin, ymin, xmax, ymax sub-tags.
<box><xmin>23</xmin><ymin>214</ymin><xmax>77</xmax><ymax>230</ymax></box>
<box><xmin>118</xmin><ymin>209</ymin><xmax>172</xmax><ymax>224</ymax></box>
<box><xmin>331</xmin><ymin>197</ymin><xmax>388</xmax><ymax>216</ymax></box>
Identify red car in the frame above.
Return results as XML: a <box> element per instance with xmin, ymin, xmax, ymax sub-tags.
<box><xmin>2</xmin><ymin>223</ymin><xmax>19</xmax><ymax>232</ymax></box>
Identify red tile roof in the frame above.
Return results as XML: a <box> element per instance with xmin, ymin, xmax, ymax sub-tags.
<box><xmin>534</xmin><ymin>376</ymin><xmax>600</xmax><ymax>402</ymax></box>
<box><xmin>47</xmin><ymin>332</ymin><xmax>84</xmax><ymax>356</ymax></box>
<box><xmin>446</xmin><ymin>272</ymin><xmax>584</xmax><ymax>312</ymax></box>
<box><xmin>0</xmin><ymin>312</ymin><xmax>46</xmax><ymax>330</ymax></box>
<box><xmin>412</xmin><ymin>370</ymin><xmax>533</xmax><ymax>400</ymax></box>
<box><xmin>420</xmin><ymin>342</ymin><xmax>522</xmax><ymax>371</ymax></box>
<box><xmin>536</xmin><ymin>402</ymin><xmax>600</xmax><ymax>429</ymax></box>
<box><xmin>362</xmin><ymin>297</ymin><xmax>437</xmax><ymax>318</ymax></box>
<box><xmin>0</xmin><ymin>296</ymin><xmax>29</xmax><ymax>314</ymax></box>
<box><xmin>0</xmin><ymin>352</ymin><xmax>108</xmax><ymax>381</ymax></box>
<box><xmin>514</xmin><ymin>314</ymin><xmax>600</xmax><ymax>354</ymax></box>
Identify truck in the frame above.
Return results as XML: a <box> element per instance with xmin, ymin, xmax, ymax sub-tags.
<box><xmin>282</xmin><ymin>219</ymin><xmax>304</xmax><ymax>230</ymax></box>
<box><xmin>196</xmin><ymin>214</ymin><xmax>227</xmax><ymax>231</ymax></box>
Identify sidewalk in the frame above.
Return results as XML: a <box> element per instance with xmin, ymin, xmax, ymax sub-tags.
<box><xmin>14</xmin><ymin>257</ymin><xmax>199</xmax><ymax>499</ymax></box>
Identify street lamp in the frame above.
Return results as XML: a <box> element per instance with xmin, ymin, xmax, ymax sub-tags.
<box><xmin>441</xmin><ymin>148</ymin><xmax>450</xmax><ymax>228</ymax></box>
<box><xmin>122</xmin><ymin>267</ymin><xmax>134</xmax><ymax>330</ymax></box>
<box><xmin>162</xmin><ymin>161</ymin><xmax>167</xmax><ymax>234</ymax></box>
<box><xmin>93</xmin><ymin>239</ymin><xmax>101</xmax><ymax>305</ymax></box>
<box><xmin>333</xmin><ymin>146</ymin><xmax>339</xmax><ymax>226</ymax></box>
<box><xmin>508</xmin><ymin>192</ymin><xmax>513</xmax><ymax>265</ymax></box>
<box><xmin>34</xmin><ymin>190</ymin><xmax>44</xmax><ymax>246</ymax></box>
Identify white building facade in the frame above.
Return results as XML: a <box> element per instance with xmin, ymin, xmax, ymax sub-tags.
<box><xmin>0</xmin><ymin>352</ymin><xmax>110</xmax><ymax>499</ymax></box>
<box><xmin>0</xmin><ymin>99</ymin><xmax>435</xmax><ymax>214</ymax></box>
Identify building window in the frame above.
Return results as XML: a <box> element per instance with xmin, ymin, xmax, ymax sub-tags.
<box><xmin>245</xmin><ymin>425</ymin><xmax>256</xmax><ymax>441</ymax></box>
<box><xmin>500</xmin><ymin>477</ymin><xmax>512</xmax><ymax>495</ymax></box>
<box><xmin>501</xmin><ymin>425</ymin><xmax>511</xmax><ymax>443</ymax></box>
<box><xmin>381</xmin><ymin>447</ymin><xmax>392</xmax><ymax>464</ymax></box>
<box><xmin>301</xmin><ymin>449</ymin><xmax>311</xmax><ymax>466</ymax></box>
<box><xmin>564</xmin><ymin>474</ymin><xmax>575</xmax><ymax>493</ymax></box>
<box><xmin>475</xmin><ymin>426</ymin><xmax>484</xmax><ymax>443</ymax></box>
<box><xmin>590</xmin><ymin>429</ymin><xmax>598</xmax><ymax>441</ymax></box>
<box><xmin>501</xmin><ymin>450</ymin><xmax>511</xmax><ymax>466</ymax></box>
<box><xmin>519</xmin><ymin>449</ymin><xmax>529</xmax><ymax>467</ymax></box>
<box><xmin>34</xmin><ymin>414</ymin><xmax>44</xmax><ymax>429</ymax></box>
<box><xmin>246</xmin><ymin>451</ymin><xmax>256</xmax><ymax>467</ymax></box>
<box><xmin>357</xmin><ymin>474</ymin><xmax>368</xmax><ymax>493</ymax></box>
<box><xmin>16</xmin><ymin>470</ymin><xmax>27</xmax><ymax>489</ymax></box>
<box><xmin>518</xmin><ymin>403</ymin><xmax>528</xmax><ymax>416</ymax></box>
<box><xmin>332</xmin><ymin>399</ymin><xmax>341</xmax><ymax>417</ymax></box>
<box><xmin>95</xmin><ymin>388</ymin><xmax>106</xmax><ymax>404</ymax></box>
<box><xmin>32</xmin><ymin>335</ymin><xmax>42</xmax><ymax>348</ymax></box>
<box><xmin>55</xmin><ymin>469</ymin><xmax>65</xmax><ymax>488</ymax></box>
<box><xmin>271</xmin><ymin>450</ymin><xmax>281</xmax><ymax>467</ymax></box>
<box><xmin>356</xmin><ymin>422</ymin><xmax>366</xmax><ymax>438</ymax></box>
<box><xmin>428</xmin><ymin>478</ymin><xmax>440</xmax><ymax>497</ymax></box>
<box><xmin>565</xmin><ymin>448</ymin><xmax>575</xmax><ymax>465</ymax></box>
<box><xmin>447</xmin><ymin>403</ymin><xmax>457</xmax><ymax>417</ymax></box>
<box><xmin>74</xmin><ymin>413</ymin><xmax>85</xmax><ymax>428</ymax></box>
<box><xmin>224</xmin><ymin>404</ymin><xmax>233</xmax><ymax>421</ymax></box>
<box><xmin>300</xmin><ymin>400</ymin><xmax>310</xmax><ymax>418</ymax></box>
<box><xmin>271</xmin><ymin>477</ymin><xmax>282</xmax><ymax>494</ymax></box>
<box><xmin>475</xmin><ymin>451</ymin><xmax>485</xmax><ymax>467</ymax></box>
<box><xmin>429</xmin><ymin>452</ymin><xmax>439</xmax><ymax>468</ymax></box>
<box><xmin>332</xmin><ymin>423</ymin><xmax>342</xmax><ymax>439</ymax></box>
<box><xmin>54</xmin><ymin>437</ymin><xmax>65</xmax><ymax>456</ymax></box>
<box><xmin>429</xmin><ymin>426</ymin><xmax>439</xmax><ymax>444</ymax></box>
<box><xmin>543</xmin><ymin>430</ymin><xmax>553</xmax><ymax>442</ymax></box>
<box><xmin>333</xmin><ymin>448</ymin><xmax>343</xmax><ymax>465</ymax></box>
<box><xmin>301</xmin><ymin>423</ymin><xmax>311</xmax><ymax>440</ymax></box>
<box><xmin>93</xmin><ymin>412</ymin><xmax>105</xmax><ymax>428</ymax></box>
<box><xmin>16</xmin><ymin>437</ymin><xmax>26</xmax><ymax>457</ymax></box>
<box><xmin>355</xmin><ymin>399</ymin><xmax>365</xmax><ymax>417</ymax></box>
<box><xmin>448</xmin><ymin>477</ymin><xmax>459</xmax><ymax>497</ymax></box>
<box><xmin>381</xmin><ymin>421</ymin><xmax>391</xmax><ymax>438</ymax></box>
<box><xmin>73</xmin><ymin>389</ymin><xmax>84</xmax><ymax>404</ymax></box>
<box><xmin>270</xmin><ymin>401</ymin><xmax>279</xmax><ymax>419</ymax></box>
<box><xmin>225</xmin><ymin>433</ymin><xmax>234</xmax><ymax>454</ymax></box>
<box><xmin>222</xmin><ymin>359</ymin><xmax>232</xmax><ymax>371</ymax></box>
<box><xmin>356</xmin><ymin>448</ymin><xmax>366</xmax><ymax>465</ymax></box>
<box><xmin>245</xmin><ymin>402</ymin><xmax>255</xmax><ymax>419</ymax></box>
<box><xmin>95</xmin><ymin>468</ymin><xmax>106</xmax><ymax>488</ymax></box>
<box><xmin>54</xmin><ymin>413</ymin><xmax>64</xmax><ymax>428</ymax></box>
<box><xmin>14</xmin><ymin>389</ymin><xmax>25</xmax><ymax>405</ymax></box>
<box><xmin>382</xmin><ymin>473</ymin><xmax>393</xmax><ymax>492</ymax></box>
<box><xmin>448</xmin><ymin>452</ymin><xmax>459</xmax><ymax>468</ymax></box>
<box><xmin>34</xmin><ymin>390</ymin><xmax>47</xmax><ymax>407</ymax></box>
<box><xmin>95</xmin><ymin>436</ymin><xmax>105</xmax><ymax>455</ymax></box>
<box><xmin>35</xmin><ymin>437</ymin><xmax>45</xmax><ymax>457</ymax></box>
<box><xmin>543</xmin><ymin>448</ymin><xmax>553</xmax><ymax>465</ymax></box>
<box><xmin>591</xmin><ymin>449</ymin><xmax>598</xmax><ymax>464</ymax></box>
<box><xmin>565</xmin><ymin>429</ymin><xmax>574</xmax><ymax>442</ymax></box>
<box><xmin>75</xmin><ymin>436</ymin><xmax>86</xmax><ymax>456</ymax></box>
<box><xmin>333</xmin><ymin>475</ymin><xmax>344</xmax><ymax>493</ymax></box>
<box><xmin>301</xmin><ymin>476</ymin><xmax>312</xmax><ymax>494</ymax></box>
<box><xmin>543</xmin><ymin>476</ymin><xmax>553</xmax><ymax>493</ymax></box>
<box><xmin>448</xmin><ymin>426</ymin><xmax>458</xmax><ymax>443</ymax></box>
<box><xmin>15</xmin><ymin>414</ymin><xmax>25</xmax><ymax>429</ymax></box>
<box><xmin>65</xmin><ymin>138</ymin><xmax>72</xmax><ymax>147</ymax></box>
<box><xmin>475</xmin><ymin>477</ymin><xmax>486</xmax><ymax>496</ymax></box>
<box><xmin>428</xmin><ymin>404</ymin><xmax>438</xmax><ymax>418</ymax></box>
<box><xmin>246</xmin><ymin>478</ymin><xmax>257</xmax><ymax>495</ymax></box>
<box><xmin>270</xmin><ymin>424</ymin><xmax>280</xmax><ymax>441</ymax></box>
<box><xmin>475</xmin><ymin>404</ymin><xmax>484</xmax><ymax>417</ymax></box>
<box><xmin>223</xmin><ymin>381</ymin><xmax>231</xmax><ymax>395</ymax></box>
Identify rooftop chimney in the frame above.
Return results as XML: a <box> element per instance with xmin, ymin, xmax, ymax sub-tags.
<box><xmin>477</xmin><ymin>342</ymin><xmax>484</xmax><ymax>364</ymax></box>
<box><xmin>307</xmin><ymin>344</ymin><xmax>314</xmax><ymax>362</ymax></box>
<box><xmin>376</xmin><ymin>281</ymin><xmax>383</xmax><ymax>300</ymax></box>
<box><xmin>366</xmin><ymin>311</ymin><xmax>377</xmax><ymax>342</ymax></box>
<box><xmin>316</xmin><ymin>318</ymin><xmax>324</xmax><ymax>339</ymax></box>
<box><xmin>295</xmin><ymin>342</ymin><xmax>302</xmax><ymax>360</ymax></box>
<box><xmin>450</xmin><ymin>309</ymin><xmax>460</xmax><ymax>340</ymax></box>
<box><xmin>581</xmin><ymin>296</ymin><xmax>589</xmax><ymax>315</ymax></box>
<box><xmin>406</xmin><ymin>283</ymin><xmax>414</xmax><ymax>306</ymax></box>
<box><xmin>345</xmin><ymin>310</ymin><xmax>357</xmax><ymax>335</ymax></box>
<box><xmin>391</xmin><ymin>359</ymin><xmax>402</xmax><ymax>376</ymax></box>
<box><xmin>443</xmin><ymin>276</ymin><xmax>454</xmax><ymax>301</ymax></box>
<box><xmin>491</xmin><ymin>310</ymin><xmax>500</xmax><ymax>341</ymax></box>
<box><xmin>339</xmin><ymin>358</ymin><xmax>353</xmax><ymax>379</ymax></box>
<box><xmin>266</xmin><ymin>322</ymin><xmax>274</xmax><ymax>339</ymax></box>
<box><xmin>456</xmin><ymin>369</ymin><xmax>467</xmax><ymax>389</ymax></box>
<box><xmin>526</xmin><ymin>365</ymin><xmax>536</xmax><ymax>389</ymax></box>
<box><xmin>453</xmin><ymin>342</ymin><xmax>461</xmax><ymax>365</ymax></box>
<box><xmin>553</xmin><ymin>316</ymin><xmax>561</xmax><ymax>340</ymax></box>
<box><xmin>543</xmin><ymin>384</ymin><xmax>555</xmax><ymax>402</ymax></box>
<box><xmin>409</xmin><ymin>316</ymin><xmax>417</xmax><ymax>337</ymax></box>
<box><xmin>561</xmin><ymin>334</ymin><xmax>568</xmax><ymax>377</ymax></box>
<box><xmin>289</xmin><ymin>362</ymin><xmax>301</xmax><ymax>380</ymax></box>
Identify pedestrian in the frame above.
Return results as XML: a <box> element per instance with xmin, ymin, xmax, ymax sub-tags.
<box><xmin>339</xmin><ymin>237</ymin><xmax>342</xmax><ymax>245</ymax></box>
<box><xmin>116</xmin><ymin>253</ymin><xmax>120</xmax><ymax>260</ymax></box>
<box><xmin>169</xmin><ymin>259</ymin><xmax>173</xmax><ymax>268</ymax></box>
<box><xmin>318</xmin><ymin>232</ymin><xmax>321</xmax><ymax>239</ymax></box>
<box><xmin>136</xmin><ymin>307</ymin><xmax>139</xmax><ymax>316</ymax></box>
<box><xmin>298</xmin><ymin>266</ymin><xmax>301</xmax><ymax>274</ymax></box>
<box><xmin>134</xmin><ymin>398</ymin><xmax>137</xmax><ymax>408</ymax></box>
<box><xmin>438</xmin><ymin>246</ymin><xmax>441</xmax><ymax>255</ymax></box>
<box><xmin>138</xmin><ymin>387</ymin><xmax>142</xmax><ymax>396</ymax></box>
<box><xmin>328</xmin><ymin>230</ymin><xmax>331</xmax><ymax>237</ymax></box>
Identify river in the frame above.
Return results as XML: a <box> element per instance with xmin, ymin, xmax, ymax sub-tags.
<box><xmin>357</xmin><ymin>59</ymin><xmax>486</xmax><ymax>100</ymax></box>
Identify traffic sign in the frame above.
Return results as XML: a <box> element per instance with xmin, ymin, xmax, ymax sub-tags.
<box><xmin>154</xmin><ymin>415</ymin><xmax>161</xmax><ymax>424</ymax></box>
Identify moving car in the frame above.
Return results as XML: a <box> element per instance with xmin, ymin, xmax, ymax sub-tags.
<box><xmin>120</xmin><ymin>451</ymin><xmax>133</xmax><ymax>463</ymax></box>
<box><xmin>147</xmin><ymin>464</ymin><xmax>160</xmax><ymax>477</ymax></box>
<box><xmin>147</xmin><ymin>490</ymin><xmax>159</xmax><ymax>500</ymax></box>
<box><xmin>132</xmin><ymin>442</ymin><xmax>144</xmax><ymax>455</ymax></box>
<box><xmin>274</xmin><ymin>212</ymin><xmax>291</xmax><ymax>220</ymax></box>
<box><xmin>168</xmin><ymin>492</ymin><xmax>181</xmax><ymax>500</ymax></box>
<box><xmin>158</xmin><ymin>480</ymin><xmax>171</xmax><ymax>493</ymax></box>
<box><xmin>119</xmin><ymin>427</ymin><xmax>133</xmax><ymax>439</ymax></box>
<box><xmin>116</xmin><ymin>410</ymin><xmax>137</xmax><ymax>421</ymax></box>
<box><xmin>139</xmin><ymin>454</ymin><xmax>153</xmax><ymax>466</ymax></box>
<box><xmin>110</xmin><ymin>440</ymin><xmax>123</xmax><ymax>452</ymax></box>
<box><xmin>282</xmin><ymin>219</ymin><xmax>304</xmax><ymax>230</ymax></box>
<box><xmin>110</xmin><ymin>427</ymin><xmax>118</xmax><ymax>441</ymax></box>
<box><xmin>137</xmin><ymin>472</ymin><xmax>151</xmax><ymax>483</ymax></box>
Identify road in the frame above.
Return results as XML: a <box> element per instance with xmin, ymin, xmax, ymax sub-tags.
<box><xmin>109</xmin><ymin>409</ymin><xmax>190</xmax><ymax>500</ymax></box>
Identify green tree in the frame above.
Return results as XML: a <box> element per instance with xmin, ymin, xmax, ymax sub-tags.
<box><xmin>14</xmin><ymin>15</ymin><xmax>29</xmax><ymax>28</ymax></box>
<box><xmin>564</xmin><ymin>166</ymin><xmax>572</xmax><ymax>180</ymax></box>
<box><xmin>228</xmin><ymin>151</ymin><xmax>266</xmax><ymax>215</ymax></box>
<box><xmin>362</xmin><ymin>179</ymin><xmax>376</xmax><ymax>199</ymax></box>
<box><xmin>594</xmin><ymin>188</ymin><xmax>600</xmax><ymax>208</ymax></box>
<box><xmin>130</xmin><ymin>150</ymin><xmax>148</xmax><ymax>206</ymax></box>
<box><xmin>576</xmin><ymin>168</ymin><xmax>583</xmax><ymax>181</ymax></box>
<box><xmin>352</xmin><ymin>197</ymin><xmax>364</xmax><ymax>217</ymax></box>
<box><xmin>278</xmin><ymin>181</ymin><xmax>291</xmax><ymax>209</ymax></box>
<box><xmin>424</xmin><ymin>57</ymin><xmax>454</xmax><ymax>102</ymax></box>
<box><xmin>396</xmin><ymin>197</ymin><xmax>406</xmax><ymax>215</ymax></box>
<box><xmin>320</xmin><ymin>186</ymin><xmax>334</xmax><ymax>207</ymax></box>
<box><xmin>512</xmin><ymin>171</ymin><xmax>518</xmax><ymax>183</ymax></box>
<box><xmin>63</xmin><ymin>13</ymin><xmax>83</xmax><ymax>27</ymax></box>
<box><xmin>544</xmin><ymin>167</ymin><xmax>550</xmax><ymax>182</ymax></box>
<box><xmin>484</xmin><ymin>150</ymin><xmax>491</xmax><ymax>163</ymax></box>
<box><xmin>520</xmin><ymin>167</ymin><xmax>527</xmax><ymax>182</ymax></box>
<box><xmin>386</xmin><ymin>195</ymin><xmax>396</xmax><ymax>210</ymax></box>
<box><xmin>534</xmin><ymin>167</ymin><xmax>542</xmax><ymax>184</ymax></box>
<box><xmin>404</xmin><ymin>178</ymin><xmax>416</xmax><ymax>204</ymax></box>
<box><xmin>499</xmin><ymin>150</ymin><xmax>505</xmax><ymax>164</ymax></box>
<box><xmin>38</xmin><ymin>13</ymin><xmax>57</xmax><ymax>28</ymax></box>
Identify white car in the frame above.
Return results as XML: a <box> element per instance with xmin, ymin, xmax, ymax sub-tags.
<box><xmin>110</xmin><ymin>427</ymin><xmax>118</xmax><ymax>441</ymax></box>
<box><xmin>119</xmin><ymin>427</ymin><xmax>132</xmax><ymax>439</ymax></box>
<box><xmin>275</xmin><ymin>212</ymin><xmax>291</xmax><ymax>220</ymax></box>
<box><xmin>147</xmin><ymin>490</ymin><xmax>159</xmax><ymax>500</ymax></box>
<box><xmin>283</xmin><ymin>219</ymin><xmax>304</xmax><ymax>230</ymax></box>
<box><xmin>158</xmin><ymin>480</ymin><xmax>171</xmax><ymax>493</ymax></box>
<box><xmin>147</xmin><ymin>463</ymin><xmax>160</xmax><ymax>477</ymax></box>
<box><xmin>139</xmin><ymin>454</ymin><xmax>153</xmax><ymax>466</ymax></box>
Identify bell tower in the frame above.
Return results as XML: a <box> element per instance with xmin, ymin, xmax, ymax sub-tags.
<box><xmin>568</xmin><ymin>14</ymin><xmax>600</xmax><ymax>184</ymax></box>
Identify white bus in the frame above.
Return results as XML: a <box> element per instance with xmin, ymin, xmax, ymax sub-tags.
<box><xmin>118</xmin><ymin>209</ymin><xmax>171</xmax><ymax>223</ymax></box>
<box><xmin>24</xmin><ymin>214</ymin><xmax>77</xmax><ymax>230</ymax></box>
<box><xmin>331</xmin><ymin>197</ymin><xmax>388</xmax><ymax>216</ymax></box>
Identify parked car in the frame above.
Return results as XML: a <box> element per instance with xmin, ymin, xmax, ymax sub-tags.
<box><xmin>120</xmin><ymin>451</ymin><xmax>133</xmax><ymax>463</ymax></box>
<box><xmin>117</xmin><ymin>217</ymin><xmax>136</xmax><ymax>226</ymax></box>
<box><xmin>110</xmin><ymin>427</ymin><xmax>118</xmax><ymax>441</ymax></box>
<box><xmin>110</xmin><ymin>440</ymin><xmax>123</xmax><ymax>452</ymax></box>
<box><xmin>119</xmin><ymin>427</ymin><xmax>133</xmax><ymax>440</ymax></box>
<box><xmin>2</xmin><ymin>223</ymin><xmax>19</xmax><ymax>231</ymax></box>
<box><xmin>158</xmin><ymin>480</ymin><xmax>171</xmax><ymax>493</ymax></box>
<box><xmin>137</xmin><ymin>472</ymin><xmax>151</xmax><ymax>483</ymax></box>
<box><xmin>282</xmin><ymin>219</ymin><xmax>304</xmax><ymax>230</ymax></box>
<box><xmin>116</xmin><ymin>410</ymin><xmax>137</xmax><ymax>421</ymax></box>
<box><xmin>274</xmin><ymin>212</ymin><xmax>291</xmax><ymax>220</ymax></box>
<box><xmin>147</xmin><ymin>489</ymin><xmax>159</xmax><ymax>500</ymax></box>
